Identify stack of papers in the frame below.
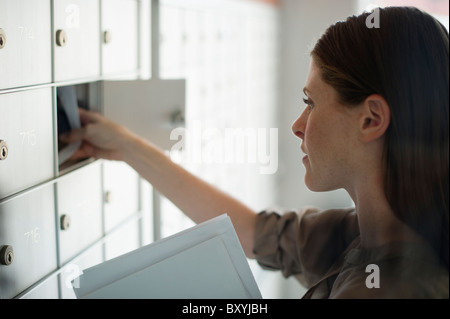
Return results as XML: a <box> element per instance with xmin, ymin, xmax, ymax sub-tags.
<box><xmin>73</xmin><ymin>215</ymin><xmax>262</xmax><ymax>299</ymax></box>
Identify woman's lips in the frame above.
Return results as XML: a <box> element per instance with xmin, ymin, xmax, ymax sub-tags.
<box><xmin>301</xmin><ymin>145</ymin><xmax>308</xmax><ymax>163</ymax></box>
<box><xmin>302</xmin><ymin>154</ymin><xmax>309</xmax><ymax>163</ymax></box>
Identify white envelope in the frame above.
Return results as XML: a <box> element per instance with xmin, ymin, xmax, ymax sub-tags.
<box><xmin>73</xmin><ymin>214</ymin><xmax>262</xmax><ymax>299</ymax></box>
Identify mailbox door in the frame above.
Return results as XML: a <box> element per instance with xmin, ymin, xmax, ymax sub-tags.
<box><xmin>101</xmin><ymin>0</ymin><xmax>139</xmax><ymax>77</ymax></box>
<box><xmin>0</xmin><ymin>0</ymin><xmax>52</xmax><ymax>90</ymax></box>
<box><xmin>57</xmin><ymin>162</ymin><xmax>103</xmax><ymax>264</ymax></box>
<box><xmin>0</xmin><ymin>185</ymin><xmax>57</xmax><ymax>299</ymax></box>
<box><xmin>53</xmin><ymin>0</ymin><xmax>100</xmax><ymax>82</ymax></box>
<box><xmin>0</xmin><ymin>88</ymin><xmax>54</xmax><ymax>199</ymax></box>
<box><xmin>103</xmin><ymin>161</ymin><xmax>139</xmax><ymax>232</ymax></box>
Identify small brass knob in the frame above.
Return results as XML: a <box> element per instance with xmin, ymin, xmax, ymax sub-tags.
<box><xmin>56</xmin><ymin>29</ymin><xmax>67</xmax><ymax>47</ymax></box>
<box><xmin>104</xmin><ymin>190</ymin><xmax>112</xmax><ymax>203</ymax></box>
<box><xmin>60</xmin><ymin>214</ymin><xmax>71</xmax><ymax>230</ymax></box>
<box><xmin>103</xmin><ymin>30</ymin><xmax>112</xmax><ymax>44</ymax></box>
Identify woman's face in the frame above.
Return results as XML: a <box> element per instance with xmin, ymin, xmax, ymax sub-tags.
<box><xmin>292</xmin><ymin>60</ymin><xmax>360</xmax><ymax>192</ymax></box>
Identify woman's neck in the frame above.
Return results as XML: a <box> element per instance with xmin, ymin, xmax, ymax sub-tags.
<box><xmin>349</xmin><ymin>176</ymin><xmax>426</xmax><ymax>249</ymax></box>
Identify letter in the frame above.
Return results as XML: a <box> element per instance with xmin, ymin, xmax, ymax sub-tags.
<box><xmin>65</xmin><ymin>263</ymin><xmax>83</xmax><ymax>289</ymax></box>
<box><xmin>258</xmin><ymin>128</ymin><xmax>278</xmax><ymax>174</ymax></box>
<box><xmin>365</xmin><ymin>264</ymin><xmax>380</xmax><ymax>288</ymax></box>
<box><xmin>227</xmin><ymin>304</ymin><xmax>233</xmax><ymax>313</ymax></box>
<box><xmin>202</xmin><ymin>127</ymin><xmax>223</xmax><ymax>164</ymax></box>
<box><xmin>365</xmin><ymin>8</ymin><xmax>380</xmax><ymax>29</ymax></box>
<box><xmin>65</xmin><ymin>4</ymin><xmax>80</xmax><ymax>28</ymax></box>
<box><xmin>191</xmin><ymin>120</ymin><xmax>203</xmax><ymax>164</ymax></box>
<box><xmin>192</xmin><ymin>305</ymin><xmax>199</xmax><ymax>314</ymax></box>
<box><xmin>170</xmin><ymin>127</ymin><xmax>186</xmax><ymax>164</ymax></box>
<box><xmin>242</xmin><ymin>304</ymin><xmax>248</xmax><ymax>315</ymax></box>
<box><xmin>260</xmin><ymin>304</ymin><xmax>268</xmax><ymax>314</ymax></box>
<box><xmin>224</xmin><ymin>128</ymin><xmax>257</xmax><ymax>164</ymax></box>
<box><xmin>251</xmin><ymin>304</ymin><xmax>259</xmax><ymax>314</ymax></box>
<box><xmin>235</xmin><ymin>304</ymin><xmax>241</xmax><ymax>314</ymax></box>
<box><xmin>210</xmin><ymin>306</ymin><xmax>216</xmax><ymax>317</ymax></box>
<box><xmin>182</xmin><ymin>306</ymin><xmax>188</xmax><ymax>314</ymax></box>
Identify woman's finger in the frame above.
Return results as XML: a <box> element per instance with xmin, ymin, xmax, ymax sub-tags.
<box><xmin>78</xmin><ymin>108</ymin><xmax>101</xmax><ymax>125</ymax></box>
<box><xmin>59</xmin><ymin>127</ymin><xmax>86</xmax><ymax>143</ymax></box>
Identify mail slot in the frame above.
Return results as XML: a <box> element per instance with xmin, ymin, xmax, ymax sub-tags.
<box><xmin>57</xmin><ymin>162</ymin><xmax>103</xmax><ymax>264</ymax></box>
<box><xmin>0</xmin><ymin>88</ymin><xmax>54</xmax><ymax>200</ymax></box>
<box><xmin>103</xmin><ymin>161</ymin><xmax>139</xmax><ymax>232</ymax></box>
<box><xmin>0</xmin><ymin>185</ymin><xmax>57</xmax><ymax>299</ymax></box>
<box><xmin>101</xmin><ymin>0</ymin><xmax>139</xmax><ymax>77</ymax></box>
<box><xmin>53</xmin><ymin>0</ymin><xmax>100</xmax><ymax>82</ymax></box>
<box><xmin>0</xmin><ymin>0</ymin><xmax>52</xmax><ymax>90</ymax></box>
<box><xmin>57</xmin><ymin>82</ymin><xmax>101</xmax><ymax>171</ymax></box>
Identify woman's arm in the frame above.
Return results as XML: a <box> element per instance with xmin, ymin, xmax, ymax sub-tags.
<box><xmin>63</xmin><ymin>108</ymin><xmax>258</xmax><ymax>258</ymax></box>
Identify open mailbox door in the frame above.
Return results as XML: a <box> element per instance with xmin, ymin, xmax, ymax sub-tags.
<box><xmin>102</xmin><ymin>79</ymin><xmax>186</xmax><ymax>150</ymax></box>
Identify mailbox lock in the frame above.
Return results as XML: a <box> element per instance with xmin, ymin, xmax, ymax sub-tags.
<box><xmin>56</xmin><ymin>29</ymin><xmax>67</xmax><ymax>47</ymax></box>
<box><xmin>103</xmin><ymin>30</ymin><xmax>112</xmax><ymax>44</ymax></box>
<box><xmin>0</xmin><ymin>140</ymin><xmax>8</xmax><ymax>160</ymax></box>
<box><xmin>104</xmin><ymin>190</ymin><xmax>112</xmax><ymax>203</ymax></box>
<box><xmin>0</xmin><ymin>29</ymin><xmax>5</xmax><ymax>49</ymax></box>
<box><xmin>60</xmin><ymin>214</ymin><xmax>71</xmax><ymax>230</ymax></box>
<box><xmin>0</xmin><ymin>245</ymin><xmax>14</xmax><ymax>266</ymax></box>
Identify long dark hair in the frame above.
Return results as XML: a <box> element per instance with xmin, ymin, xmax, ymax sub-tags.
<box><xmin>311</xmin><ymin>7</ymin><xmax>449</xmax><ymax>268</ymax></box>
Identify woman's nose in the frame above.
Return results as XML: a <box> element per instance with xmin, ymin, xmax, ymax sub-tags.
<box><xmin>291</xmin><ymin>110</ymin><xmax>307</xmax><ymax>139</ymax></box>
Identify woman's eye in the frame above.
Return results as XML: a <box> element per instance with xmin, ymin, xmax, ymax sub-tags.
<box><xmin>303</xmin><ymin>97</ymin><xmax>314</xmax><ymax>110</ymax></box>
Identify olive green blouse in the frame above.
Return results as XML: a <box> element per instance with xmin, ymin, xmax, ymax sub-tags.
<box><xmin>253</xmin><ymin>207</ymin><xmax>449</xmax><ymax>299</ymax></box>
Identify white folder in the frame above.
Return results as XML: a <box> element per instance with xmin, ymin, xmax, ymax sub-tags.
<box><xmin>73</xmin><ymin>215</ymin><xmax>262</xmax><ymax>299</ymax></box>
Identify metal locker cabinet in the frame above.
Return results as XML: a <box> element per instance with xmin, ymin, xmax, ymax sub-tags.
<box><xmin>0</xmin><ymin>185</ymin><xmax>57</xmax><ymax>299</ymax></box>
<box><xmin>0</xmin><ymin>88</ymin><xmax>54</xmax><ymax>200</ymax></box>
<box><xmin>0</xmin><ymin>0</ymin><xmax>52</xmax><ymax>90</ymax></box>
<box><xmin>101</xmin><ymin>0</ymin><xmax>139</xmax><ymax>77</ymax></box>
<box><xmin>52</xmin><ymin>0</ymin><xmax>100</xmax><ymax>82</ymax></box>
<box><xmin>57</xmin><ymin>162</ymin><xmax>103</xmax><ymax>264</ymax></box>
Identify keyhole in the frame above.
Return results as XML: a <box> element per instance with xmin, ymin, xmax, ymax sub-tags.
<box><xmin>0</xmin><ymin>37</ymin><xmax>3</xmax><ymax>46</ymax></box>
<box><xmin>6</xmin><ymin>252</ymin><xmax>13</xmax><ymax>264</ymax></box>
<box><xmin>1</xmin><ymin>147</ymin><xmax>6</xmax><ymax>158</ymax></box>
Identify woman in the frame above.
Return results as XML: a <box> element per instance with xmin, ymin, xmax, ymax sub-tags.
<box><xmin>63</xmin><ymin>7</ymin><xmax>449</xmax><ymax>298</ymax></box>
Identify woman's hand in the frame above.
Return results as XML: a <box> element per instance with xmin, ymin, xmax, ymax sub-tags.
<box><xmin>60</xmin><ymin>108</ymin><xmax>134</xmax><ymax>161</ymax></box>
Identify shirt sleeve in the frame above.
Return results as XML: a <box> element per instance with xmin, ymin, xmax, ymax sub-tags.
<box><xmin>252</xmin><ymin>207</ymin><xmax>359</xmax><ymax>288</ymax></box>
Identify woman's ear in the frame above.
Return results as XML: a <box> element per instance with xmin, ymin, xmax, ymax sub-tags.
<box><xmin>359</xmin><ymin>94</ymin><xmax>391</xmax><ymax>143</ymax></box>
